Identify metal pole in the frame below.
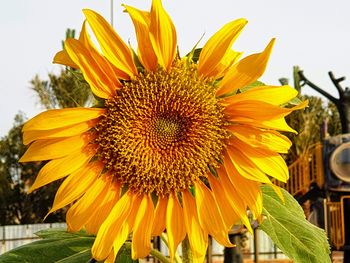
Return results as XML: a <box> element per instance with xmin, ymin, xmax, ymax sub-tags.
<box><xmin>207</xmin><ymin>236</ymin><xmax>212</xmax><ymax>263</ymax></box>
<box><xmin>254</xmin><ymin>228</ymin><xmax>259</xmax><ymax>263</ymax></box>
<box><xmin>110</xmin><ymin>0</ymin><xmax>114</xmax><ymax>27</ymax></box>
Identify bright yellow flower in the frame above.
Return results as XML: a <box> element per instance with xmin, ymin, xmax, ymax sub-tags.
<box><xmin>20</xmin><ymin>1</ymin><xmax>306</xmax><ymax>262</ymax></box>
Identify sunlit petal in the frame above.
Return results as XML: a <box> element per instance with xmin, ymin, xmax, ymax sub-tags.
<box><xmin>182</xmin><ymin>190</ymin><xmax>208</xmax><ymax>263</ymax></box>
<box><xmin>65</xmin><ymin>38</ymin><xmax>118</xmax><ymax>99</ymax></box>
<box><xmin>132</xmin><ymin>194</ymin><xmax>154</xmax><ymax>259</ymax></box>
<box><xmin>198</xmin><ymin>18</ymin><xmax>247</xmax><ymax>78</ymax></box>
<box><xmin>194</xmin><ymin>182</ymin><xmax>233</xmax><ymax>247</ymax></box>
<box><xmin>124</xmin><ymin>5</ymin><xmax>158</xmax><ymax>71</ymax></box>
<box><xmin>23</xmin><ymin>108</ymin><xmax>104</xmax><ymax>132</ymax></box>
<box><xmin>48</xmin><ymin>162</ymin><xmax>103</xmax><ymax>214</ymax></box>
<box><xmin>166</xmin><ymin>193</ymin><xmax>186</xmax><ymax>260</ymax></box>
<box><xmin>28</xmin><ymin>145</ymin><xmax>96</xmax><ymax>193</ymax></box>
<box><xmin>218</xmin><ymin>39</ymin><xmax>275</xmax><ymax>96</ymax></box>
<box><xmin>83</xmin><ymin>9</ymin><xmax>138</xmax><ymax>77</ymax></box>
<box><xmin>149</xmin><ymin>0</ymin><xmax>177</xmax><ymax>70</ymax></box>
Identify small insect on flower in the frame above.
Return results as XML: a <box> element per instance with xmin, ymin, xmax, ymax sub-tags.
<box><xmin>20</xmin><ymin>0</ymin><xmax>307</xmax><ymax>262</ymax></box>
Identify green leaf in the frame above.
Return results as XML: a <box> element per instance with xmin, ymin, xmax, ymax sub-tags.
<box><xmin>35</xmin><ymin>228</ymin><xmax>92</xmax><ymax>239</ymax></box>
<box><xmin>116</xmin><ymin>243</ymin><xmax>139</xmax><ymax>263</ymax></box>
<box><xmin>185</xmin><ymin>33</ymin><xmax>204</xmax><ymax>64</ymax></box>
<box><xmin>189</xmin><ymin>48</ymin><xmax>202</xmax><ymax>63</ymax></box>
<box><xmin>218</xmin><ymin>80</ymin><xmax>266</xmax><ymax>99</ymax></box>
<box><xmin>56</xmin><ymin>249</ymin><xmax>92</xmax><ymax>263</ymax></box>
<box><xmin>239</xmin><ymin>80</ymin><xmax>265</xmax><ymax>93</ymax></box>
<box><xmin>0</xmin><ymin>228</ymin><xmax>94</xmax><ymax>263</ymax></box>
<box><xmin>287</xmin><ymin>96</ymin><xmax>302</xmax><ymax>106</ymax></box>
<box><xmin>0</xmin><ymin>228</ymin><xmax>140</xmax><ymax>263</ymax></box>
<box><xmin>260</xmin><ymin>185</ymin><xmax>331</xmax><ymax>263</ymax></box>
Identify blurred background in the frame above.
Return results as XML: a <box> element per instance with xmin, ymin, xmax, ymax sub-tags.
<box><xmin>1</xmin><ymin>0</ymin><xmax>350</xmax><ymax>262</ymax></box>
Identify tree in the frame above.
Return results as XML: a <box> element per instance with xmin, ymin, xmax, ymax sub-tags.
<box><xmin>30</xmin><ymin>69</ymin><xmax>92</xmax><ymax>109</ymax></box>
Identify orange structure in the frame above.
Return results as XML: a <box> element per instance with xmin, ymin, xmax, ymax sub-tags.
<box><xmin>280</xmin><ymin>142</ymin><xmax>350</xmax><ymax>253</ymax></box>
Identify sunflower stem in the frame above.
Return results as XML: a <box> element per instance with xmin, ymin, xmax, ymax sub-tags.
<box><xmin>181</xmin><ymin>236</ymin><xmax>193</xmax><ymax>263</ymax></box>
<box><xmin>150</xmin><ymin>248</ymin><xmax>171</xmax><ymax>263</ymax></box>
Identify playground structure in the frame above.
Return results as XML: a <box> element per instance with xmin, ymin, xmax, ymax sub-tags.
<box><xmin>275</xmin><ymin>135</ymin><xmax>350</xmax><ymax>260</ymax></box>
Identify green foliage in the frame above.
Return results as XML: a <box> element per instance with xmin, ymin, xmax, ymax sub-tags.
<box><xmin>188</xmin><ymin>48</ymin><xmax>201</xmax><ymax>63</ymax></box>
<box><xmin>30</xmin><ymin>69</ymin><xmax>92</xmax><ymax>110</ymax></box>
<box><xmin>62</xmin><ymin>28</ymin><xmax>76</xmax><ymax>49</ymax></box>
<box><xmin>285</xmin><ymin>95</ymin><xmax>341</xmax><ymax>162</ymax></box>
<box><xmin>239</xmin><ymin>80</ymin><xmax>265</xmax><ymax>93</ymax></box>
<box><xmin>0</xmin><ymin>228</ymin><xmax>138</xmax><ymax>263</ymax></box>
<box><xmin>116</xmin><ymin>246</ymin><xmax>139</xmax><ymax>263</ymax></box>
<box><xmin>293</xmin><ymin>66</ymin><xmax>302</xmax><ymax>91</ymax></box>
<box><xmin>260</xmin><ymin>185</ymin><xmax>331</xmax><ymax>263</ymax></box>
<box><xmin>0</xmin><ymin>229</ymin><xmax>94</xmax><ymax>263</ymax></box>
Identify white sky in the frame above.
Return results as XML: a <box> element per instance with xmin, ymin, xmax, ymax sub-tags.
<box><xmin>1</xmin><ymin>0</ymin><xmax>350</xmax><ymax>136</ymax></box>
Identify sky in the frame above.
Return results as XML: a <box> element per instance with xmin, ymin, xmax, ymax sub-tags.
<box><xmin>1</xmin><ymin>0</ymin><xmax>350</xmax><ymax>136</ymax></box>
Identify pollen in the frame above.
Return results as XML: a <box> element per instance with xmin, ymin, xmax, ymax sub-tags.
<box><xmin>94</xmin><ymin>61</ymin><xmax>229</xmax><ymax>196</ymax></box>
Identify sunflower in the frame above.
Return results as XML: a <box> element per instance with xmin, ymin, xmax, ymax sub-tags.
<box><xmin>20</xmin><ymin>0</ymin><xmax>306</xmax><ymax>262</ymax></box>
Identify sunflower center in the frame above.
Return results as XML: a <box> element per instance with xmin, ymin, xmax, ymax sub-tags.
<box><xmin>94</xmin><ymin>61</ymin><xmax>229</xmax><ymax>196</ymax></box>
<box><xmin>154</xmin><ymin>116</ymin><xmax>181</xmax><ymax>139</ymax></box>
<box><xmin>149</xmin><ymin>112</ymin><xmax>188</xmax><ymax>147</ymax></box>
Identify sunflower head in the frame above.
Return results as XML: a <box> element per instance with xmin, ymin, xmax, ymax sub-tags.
<box><xmin>20</xmin><ymin>0</ymin><xmax>306</xmax><ymax>262</ymax></box>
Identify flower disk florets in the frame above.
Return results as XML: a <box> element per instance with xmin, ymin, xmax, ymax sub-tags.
<box><xmin>94</xmin><ymin>61</ymin><xmax>230</xmax><ymax>196</ymax></box>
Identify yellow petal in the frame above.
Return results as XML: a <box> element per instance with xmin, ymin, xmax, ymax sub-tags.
<box><xmin>66</xmin><ymin>176</ymin><xmax>111</xmax><ymax>232</ymax></box>
<box><xmin>104</xmin><ymin>249</ymin><xmax>117</xmax><ymax>263</ymax></box>
<box><xmin>132</xmin><ymin>194</ymin><xmax>155</xmax><ymax>259</ymax></box>
<box><xmin>194</xmin><ymin>182</ymin><xmax>233</xmax><ymax>247</ymax></box>
<box><xmin>271</xmin><ymin>184</ymin><xmax>285</xmax><ymax>203</ymax></box>
<box><xmin>65</xmin><ymin>38</ymin><xmax>117</xmax><ymax>99</ymax></box>
<box><xmin>223</xmin><ymin>85</ymin><xmax>298</xmax><ymax>106</ymax></box>
<box><xmin>92</xmin><ymin>191</ymin><xmax>133</xmax><ymax>260</ymax></box>
<box><xmin>252</xmin><ymin>190</ymin><xmax>263</xmax><ymax>220</ymax></box>
<box><xmin>227</xmin><ymin>124</ymin><xmax>292</xmax><ymax>153</ymax></box>
<box><xmin>112</xmin><ymin>196</ymin><xmax>141</xmax><ymax>259</ymax></box>
<box><xmin>53</xmin><ymin>50</ymin><xmax>78</xmax><ymax>68</ymax></box>
<box><xmin>79</xmin><ymin>20</ymin><xmax>128</xmax><ymax>82</ymax></box>
<box><xmin>229</xmin><ymin>116</ymin><xmax>297</xmax><ymax>133</ymax></box>
<box><xmin>166</xmin><ymin>193</ymin><xmax>186</xmax><ymax>260</ymax></box>
<box><xmin>221</xmin><ymin>158</ymin><xmax>263</xmax><ymax>219</ymax></box>
<box><xmin>20</xmin><ymin>134</ymin><xmax>91</xmax><ymax>162</ymax></box>
<box><xmin>182</xmin><ymin>190</ymin><xmax>208</xmax><ymax>263</ymax></box>
<box><xmin>149</xmin><ymin>0</ymin><xmax>177</xmax><ymax>70</ymax></box>
<box><xmin>226</xmin><ymin>146</ymin><xmax>271</xmax><ymax>184</ymax></box>
<box><xmin>207</xmin><ymin>174</ymin><xmax>241</xmax><ymax>229</ymax></box>
<box><xmin>198</xmin><ymin>18</ymin><xmax>247</xmax><ymax>78</ymax></box>
<box><xmin>225</xmin><ymin>99</ymin><xmax>308</xmax><ymax>121</ymax></box>
<box><xmin>85</xmin><ymin>182</ymin><xmax>121</xmax><ymax>234</ymax></box>
<box><xmin>230</xmin><ymin>138</ymin><xmax>289</xmax><ymax>182</ymax></box>
<box><xmin>28</xmin><ymin>145</ymin><xmax>96</xmax><ymax>193</ymax></box>
<box><xmin>52</xmin><ymin>21</ymin><xmax>90</xmax><ymax>69</ymax></box>
<box><xmin>123</xmin><ymin>5</ymin><xmax>158</xmax><ymax>72</ymax></box>
<box><xmin>23</xmin><ymin>120</ymin><xmax>98</xmax><ymax>145</ymax></box>
<box><xmin>217</xmin><ymin>38</ymin><xmax>275</xmax><ymax>96</ymax></box>
<box><xmin>226</xmin><ymin>150</ymin><xmax>282</xmax><ymax>206</ymax></box>
<box><xmin>92</xmin><ymin>192</ymin><xmax>141</xmax><ymax>261</ymax></box>
<box><xmin>152</xmin><ymin>196</ymin><xmax>167</xmax><ymax>236</ymax></box>
<box><xmin>225</xmin><ymin>100</ymin><xmax>288</xmax><ymax>121</ymax></box>
<box><xmin>211</xmin><ymin>49</ymin><xmax>242</xmax><ymax>79</ymax></box>
<box><xmin>83</xmin><ymin>9</ymin><xmax>138</xmax><ymax>78</ymax></box>
<box><xmin>23</xmin><ymin>108</ymin><xmax>104</xmax><ymax>131</ymax></box>
<box><xmin>48</xmin><ymin>162</ymin><xmax>103</xmax><ymax>214</ymax></box>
